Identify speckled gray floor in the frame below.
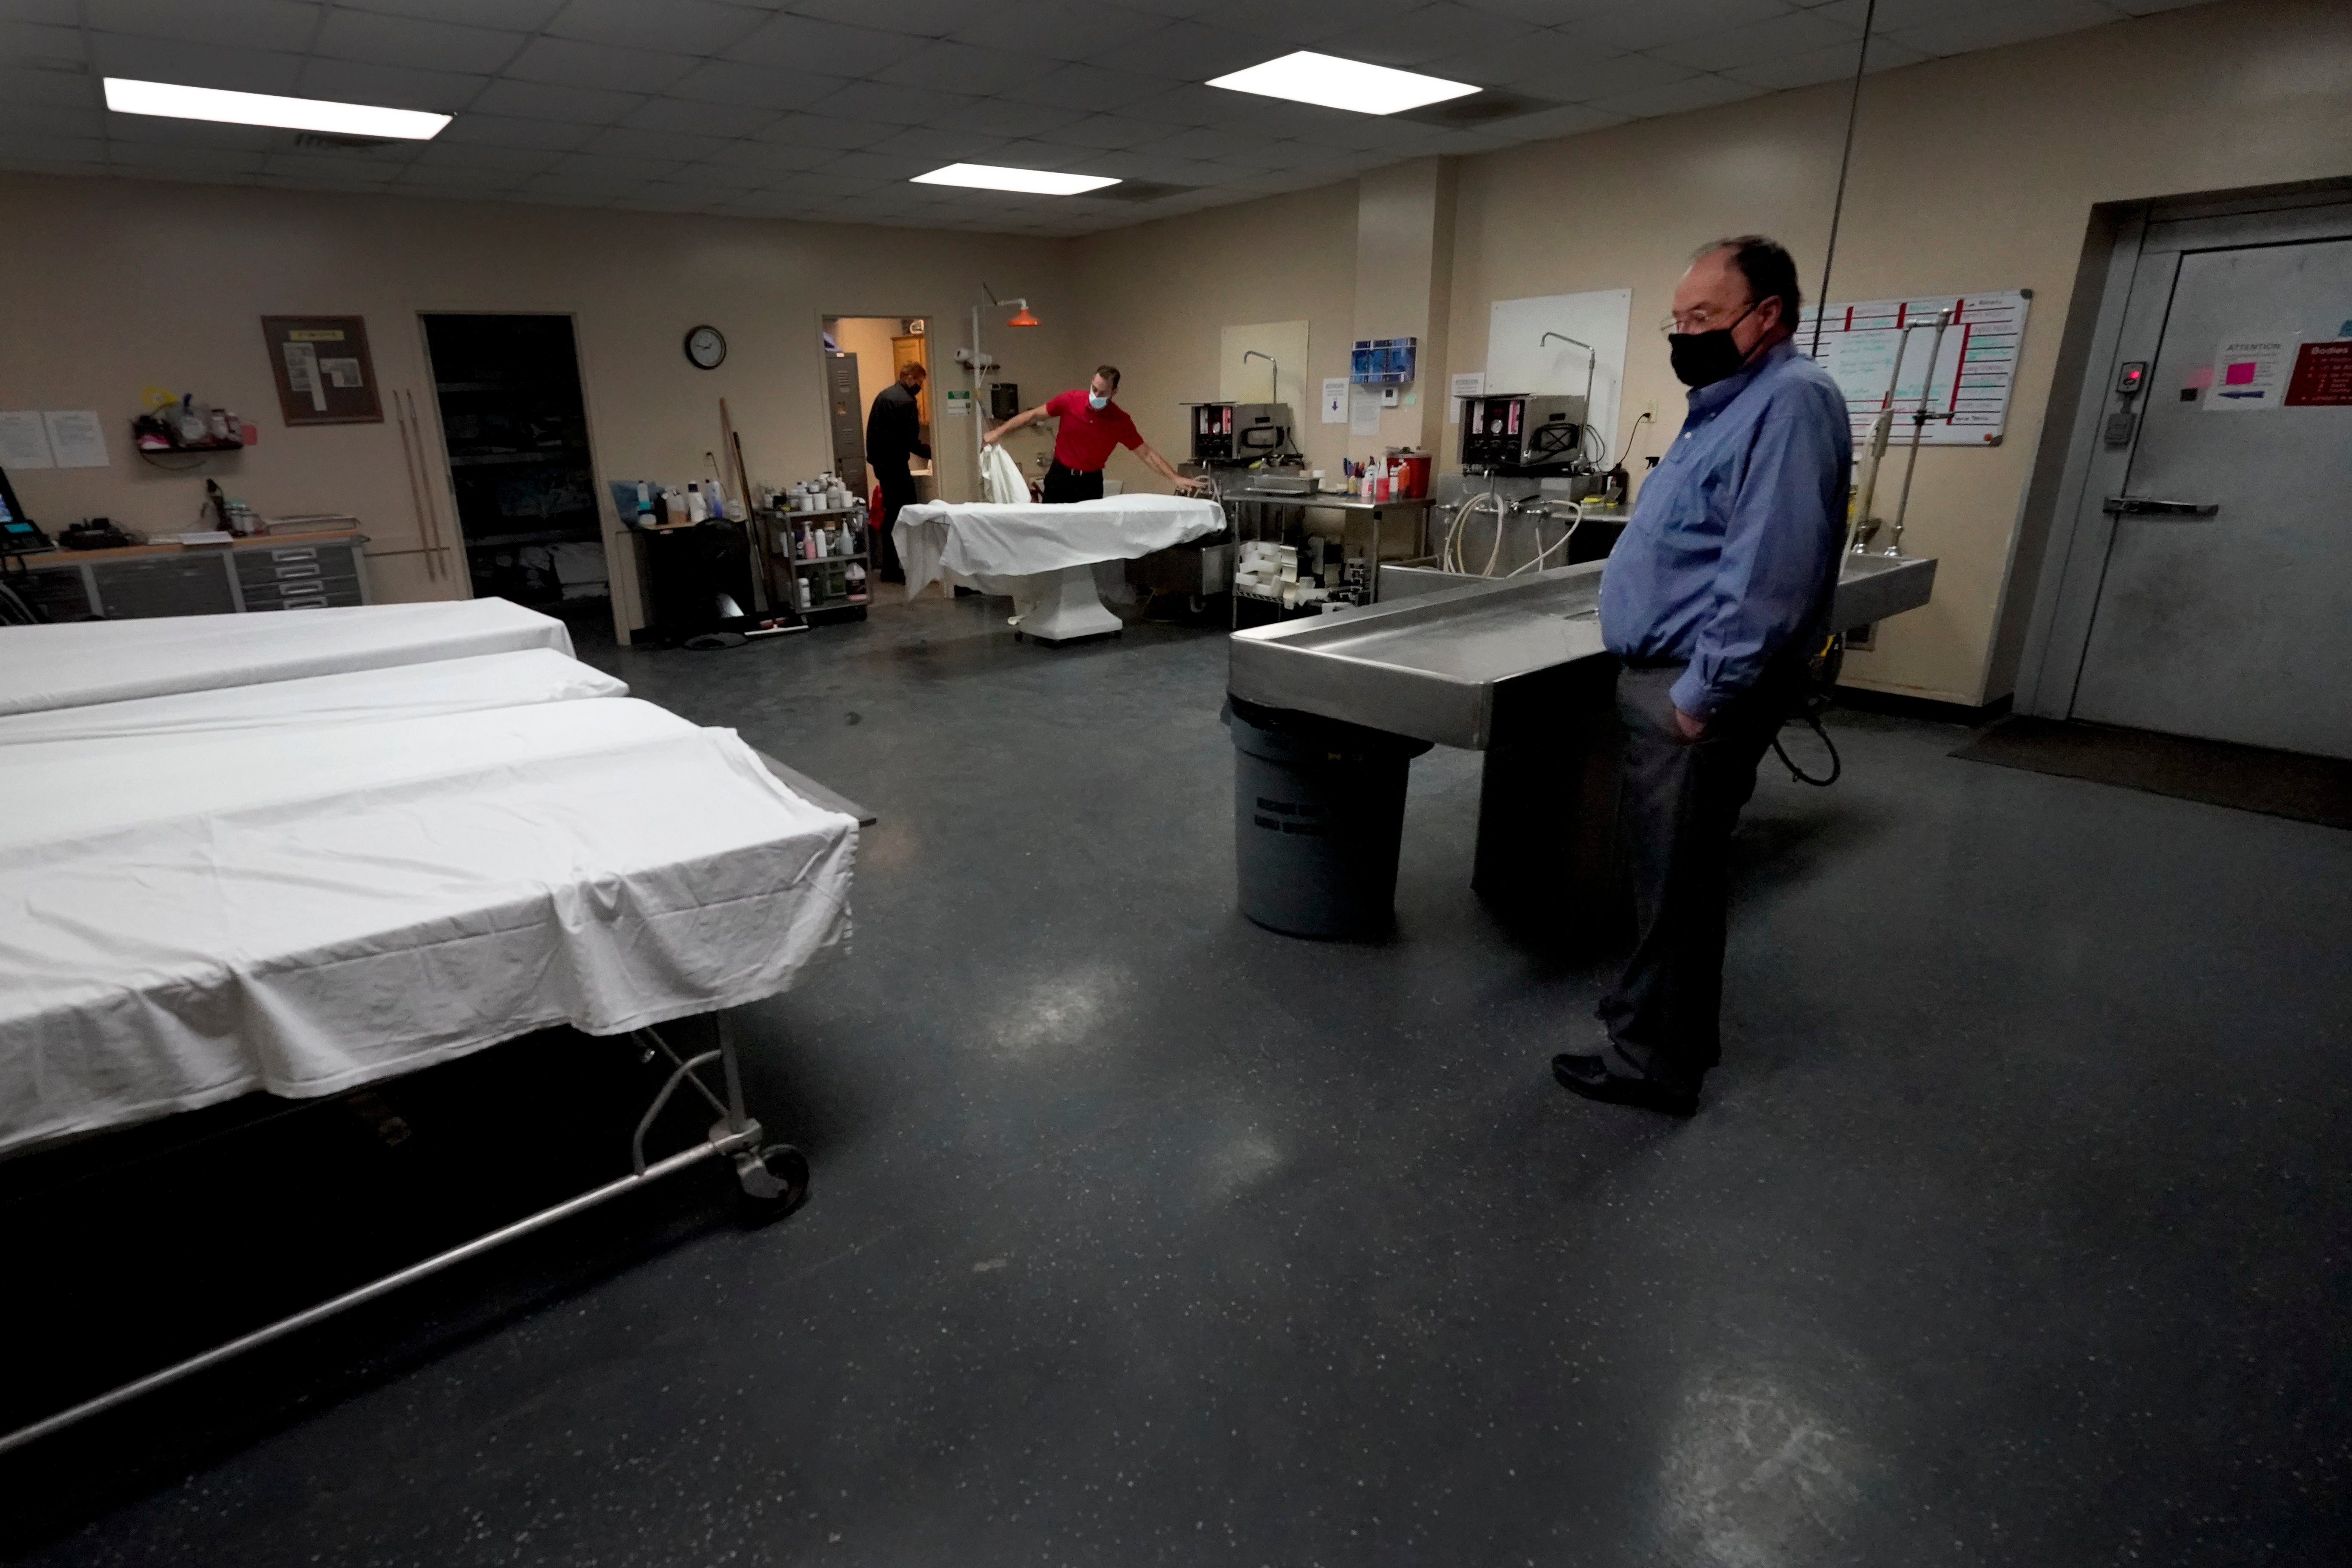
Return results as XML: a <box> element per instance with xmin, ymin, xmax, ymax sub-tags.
<box><xmin>6</xmin><ymin>590</ymin><xmax>2349</xmax><ymax>1565</ymax></box>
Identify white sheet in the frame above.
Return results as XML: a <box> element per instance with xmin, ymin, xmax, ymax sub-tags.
<box><xmin>0</xmin><ymin>599</ymin><xmax>575</xmax><ymax>716</ymax></box>
<box><xmin>895</xmin><ymin>493</ymin><xmax>1223</xmax><ymax>599</ymax></box>
<box><xmin>0</xmin><ymin>649</ymin><xmax>623</xmax><ymax>746</ymax></box>
<box><xmin>0</xmin><ymin>700</ymin><xmax>858</xmax><ymax>1156</ymax></box>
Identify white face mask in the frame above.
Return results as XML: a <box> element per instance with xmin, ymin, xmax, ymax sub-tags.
<box><xmin>1087</xmin><ymin>392</ymin><xmax>1110</xmax><ymax>410</ymax></box>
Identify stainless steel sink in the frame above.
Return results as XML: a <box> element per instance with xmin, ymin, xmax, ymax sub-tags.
<box><xmin>1228</xmin><ymin>553</ymin><xmax>1937</xmax><ymax>749</ymax></box>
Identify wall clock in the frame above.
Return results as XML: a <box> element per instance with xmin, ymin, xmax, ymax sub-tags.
<box><xmin>684</xmin><ymin>325</ymin><xmax>726</xmax><ymax>369</ymax></box>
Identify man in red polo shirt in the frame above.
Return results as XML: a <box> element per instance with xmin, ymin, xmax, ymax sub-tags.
<box><xmin>983</xmin><ymin>364</ymin><xmax>1206</xmax><ymax>501</ymax></box>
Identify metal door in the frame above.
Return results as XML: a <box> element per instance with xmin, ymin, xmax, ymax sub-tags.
<box><xmin>2068</xmin><ymin>232</ymin><xmax>2352</xmax><ymax>758</ymax></box>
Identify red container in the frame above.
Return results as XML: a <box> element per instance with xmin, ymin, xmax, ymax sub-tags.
<box><xmin>1390</xmin><ymin>452</ymin><xmax>1431</xmax><ymax>499</ymax></box>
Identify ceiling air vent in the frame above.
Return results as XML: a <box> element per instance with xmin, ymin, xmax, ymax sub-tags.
<box><xmin>291</xmin><ymin>131</ymin><xmax>398</xmax><ymax>151</ymax></box>
<box><xmin>1395</xmin><ymin>89</ymin><xmax>1558</xmax><ymax>129</ymax></box>
<box><xmin>1084</xmin><ymin>181</ymin><xmax>1197</xmax><ymax>204</ymax></box>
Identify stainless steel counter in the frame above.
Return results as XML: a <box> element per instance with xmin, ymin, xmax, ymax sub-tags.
<box><xmin>1228</xmin><ymin>553</ymin><xmax>1937</xmax><ymax>750</ymax></box>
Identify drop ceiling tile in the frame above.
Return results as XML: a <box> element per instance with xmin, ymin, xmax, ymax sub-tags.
<box><xmin>1586</xmin><ymin>71</ymin><xmax>1764</xmax><ymax>118</ymax></box>
<box><xmin>923</xmin><ymin>98</ymin><xmax>1092</xmax><ymax>139</ymax></box>
<box><xmin>803</xmin><ymin>149</ymin><xmax>921</xmax><ymax>183</ymax></box>
<box><xmin>1570</xmin><ymin>0</ymin><xmax>1794</xmax><ymax>55</ymax></box>
<box><xmin>0</xmin><ymin>20</ymin><xmax>91</xmax><ymax>70</ymax></box>
<box><xmin>1</xmin><ymin>0</ymin><xmax>78</xmax><ymax>24</ymax></box>
<box><xmin>803</xmin><ymin>80</ymin><xmax>976</xmax><ymax>127</ymax></box>
<box><xmin>545</xmin><ymin>150</ymin><xmax>686</xmax><ymax>182</ymax></box>
<box><xmin>409</xmin><ymin>138</ymin><xmax>563</xmax><ymax>172</ymax></box>
<box><xmin>104</xmin><ymin>114</ymin><xmax>277</xmax><ymax>149</ymax></box>
<box><xmin>543</xmin><ymin>0</ymin><xmax>769</xmax><ymax>56</ymax></box>
<box><xmin>2109</xmin><ymin>0</ymin><xmax>2219</xmax><ymax>12</ymax></box>
<box><xmin>582</xmin><ymin>125</ymin><xmax>732</xmax><ymax>161</ymax></box>
<box><xmin>753</xmin><ymin>112</ymin><xmax>899</xmax><ymax>150</ymax></box>
<box><xmin>1034</xmin><ymin>113</ymin><xmax>1191</xmax><ymax>151</ymax></box>
<box><xmin>748</xmin><ymin>169</ymin><xmax>873</xmax><ymax>198</ymax></box>
<box><xmin>0</xmin><ymin>65</ymin><xmax>98</xmax><ymax>111</ymax></box>
<box><xmin>434</xmin><ymin>112</ymin><xmax>601</xmax><ymax>149</ymax></box>
<box><xmin>261</xmin><ymin>150</ymin><xmax>409</xmax><ymax>181</ymax></box>
<box><xmin>700</xmin><ymin>137</ymin><xmax>843</xmax><ymax>172</ymax></box>
<box><xmin>86</xmin><ymin>0</ymin><xmax>322</xmax><ymax>54</ymax></box>
<box><xmin>1187</xmin><ymin>0</ymin><xmax>1426</xmax><ymax>45</ymax></box>
<box><xmin>340</xmin><ymin>0</ymin><xmax>566</xmax><ymax>28</ymax></box>
<box><xmin>467</xmin><ymin>76</ymin><xmax>646</xmax><ymax>122</ymax></box>
<box><xmin>724</xmin><ymin>15</ymin><xmax>914</xmax><ymax>77</ymax></box>
<box><xmin>109</xmin><ymin>142</ymin><xmax>269</xmax><ymax>173</ymax></box>
<box><xmin>944</xmin><ymin>0</ymin><xmax>1163</xmax><ymax>62</ymax></box>
<box><xmin>1554</xmin><ymin>51</ymin><xmax>1700</xmax><ymax>97</ymax></box>
<box><xmin>1649</xmin><ymin>8</ymin><xmax>1858</xmax><ymax>72</ymax></box>
<box><xmin>663</xmin><ymin>59</ymin><xmax>852</xmax><ymax>113</ymax></box>
<box><xmin>1478</xmin><ymin>101</ymin><xmax>1626</xmax><ymax>140</ymax></box>
<box><xmin>790</xmin><ymin>0</ymin><xmax>1017</xmax><ymax>39</ymax></box>
<box><xmin>0</xmin><ymin>101</ymin><xmax>101</xmax><ymax>137</ymax></box>
<box><xmin>311</xmin><ymin>11</ymin><xmax>524</xmax><ymax>74</ymax></box>
<box><xmin>1075</xmin><ymin>21</ymin><xmax>1268</xmax><ymax>82</ymax></box>
<box><xmin>391</xmin><ymin>163</ymin><xmax>527</xmax><ymax>190</ymax></box>
<box><xmin>503</xmin><ymin>36</ymin><xmax>699</xmax><ymax>95</ymax></box>
<box><xmin>861</xmin><ymin>123</ymin><xmax>1009</xmax><ymax>161</ymax></box>
<box><xmin>1460</xmin><ymin>0</ymin><xmax>1595</xmax><ymax>19</ymax></box>
<box><xmin>997</xmin><ymin>63</ymin><xmax>1141</xmax><ymax>114</ymax></box>
<box><xmin>518</xmin><ymin>170</ymin><xmax>644</xmax><ymax>196</ymax></box>
<box><xmin>294</xmin><ymin>58</ymin><xmax>489</xmax><ymax>113</ymax></box>
<box><xmin>1719</xmin><ymin>34</ymin><xmax>1925</xmax><ymax>89</ymax></box>
<box><xmin>1423</xmin><ymin>31</ymin><xmax>1623</xmax><ymax>93</ymax></box>
<box><xmin>0</xmin><ymin>132</ymin><xmax>104</xmax><ymax>165</ymax></box>
<box><xmin>1889</xmin><ymin>0</ymin><xmax>2123</xmax><ymax>57</ymax></box>
<box><xmin>1350</xmin><ymin>3</ymin><xmax>1541</xmax><ymax>69</ymax></box>
<box><xmin>870</xmin><ymin>40</ymin><xmax>1040</xmax><ymax>95</ymax></box>
<box><xmin>657</xmin><ymin>160</ymin><xmax>776</xmax><ymax>190</ymax></box>
<box><xmin>1807</xmin><ymin>0</ymin><xmax>1962</xmax><ymax>28</ymax></box>
<box><xmin>85</xmin><ymin>34</ymin><xmax>305</xmax><ymax>95</ymax></box>
<box><xmin>983</xmin><ymin>138</ymin><xmax>1103</xmax><ymax>171</ymax></box>
<box><xmin>618</xmin><ymin>96</ymin><xmax>778</xmax><ymax>139</ymax></box>
<box><xmin>1124</xmin><ymin>125</ymin><xmax>1271</xmax><ymax>162</ymax></box>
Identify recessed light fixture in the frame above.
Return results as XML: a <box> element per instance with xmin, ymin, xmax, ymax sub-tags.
<box><xmin>912</xmin><ymin>163</ymin><xmax>1120</xmax><ymax>196</ymax></box>
<box><xmin>103</xmin><ymin>77</ymin><xmax>451</xmax><ymax>140</ymax></box>
<box><xmin>1207</xmin><ymin>50</ymin><xmax>1480</xmax><ymax>116</ymax></box>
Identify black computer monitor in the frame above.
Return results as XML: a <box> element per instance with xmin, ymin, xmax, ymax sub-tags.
<box><xmin>0</xmin><ymin>462</ymin><xmax>46</xmax><ymax>553</ymax></box>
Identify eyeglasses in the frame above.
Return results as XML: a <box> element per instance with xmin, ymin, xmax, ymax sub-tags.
<box><xmin>1659</xmin><ymin>297</ymin><xmax>1755</xmax><ymax>336</ymax></box>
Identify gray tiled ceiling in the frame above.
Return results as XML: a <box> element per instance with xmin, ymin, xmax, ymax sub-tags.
<box><xmin>0</xmin><ymin>0</ymin><xmax>2222</xmax><ymax>236</ymax></box>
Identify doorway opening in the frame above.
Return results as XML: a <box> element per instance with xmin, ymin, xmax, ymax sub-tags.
<box><xmin>419</xmin><ymin>313</ymin><xmax>607</xmax><ymax>622</ymax></box>
<box><xmin>821</xmin><ymin>316</ymin><xmax>933</xmax><ymax>498</ymax></box>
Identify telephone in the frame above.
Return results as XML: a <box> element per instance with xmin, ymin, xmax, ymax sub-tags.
<box><xmin>0</xmin><ymin>464</ymin><xmax>51</xmax><ymax>555</ymax></box>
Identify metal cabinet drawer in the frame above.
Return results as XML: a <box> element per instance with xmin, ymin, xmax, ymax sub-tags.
<box><xmin>241</xmin><ymin>573</ymin><xmax>361</xmax><ymax>609</ymax></box>
<box><xmin>235</xmin><ymin>543</ymin><xmax>358</xmax><ymax>585</ymax></box>
<box><xmin>91</xmin><ymin>557</ymin><xmax>236</xmax><ymax>618</ymax></box>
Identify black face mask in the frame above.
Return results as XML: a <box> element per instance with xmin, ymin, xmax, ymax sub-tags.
<box><xmin>1668</xmin><ymin>300</ymin><xmax>1761</xmax><ymax>389</ymax></box>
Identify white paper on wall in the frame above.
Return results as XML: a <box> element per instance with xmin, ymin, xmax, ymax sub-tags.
<box><xmin>0</xmin><ymin>411</ymin><xmax>55</xmax><ymax>470</ymax></box>
<box><xmin>42</xmin><ymin>411</ymin><xmax>108</xmax><ymax>468</ymax></box>
<box><xmin>1796</xmin><ymin>291</ymin><xmax>2031</xmax><ymax>445</ymax></box>
<box><xmin>1348</xmin><ymin>386</ymin><xmax>1382</xmax><ymax>437</ymax></box>
<box><xmin>2204</xmin><ymin>335</ymin><xmax>2296</xmax><ymax>410</ymax></box>
<box><xmin>1320</xmin><ymin>377</ymin><xmax>1347</xmax><ymax>423</ymax></box>
<box><xmin>1447</xmin><ymin>371</ymin><xmax>1485</xmax><ymax>423</ymax></box>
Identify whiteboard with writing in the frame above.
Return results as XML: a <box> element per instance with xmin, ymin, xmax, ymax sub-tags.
<box><xmin>1796</xmin><ymin>290</ymin><xmax>2030</xmax><ymax>446</ymax></box>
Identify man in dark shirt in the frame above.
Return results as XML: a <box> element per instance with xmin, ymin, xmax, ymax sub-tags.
<box><xmin>866</xmin><ymin>362</ymin><xmax>930</xmax><ymax>582</ymax></box>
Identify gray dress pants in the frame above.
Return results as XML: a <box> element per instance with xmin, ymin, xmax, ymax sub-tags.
<box><xmin>1594</xmin><ymin>655</ymin><xmax>1801</xmax><ymax>1094</ymax></box>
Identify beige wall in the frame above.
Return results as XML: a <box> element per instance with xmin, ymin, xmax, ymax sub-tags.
<box><xmin>1440</xmin><ymin>0</ymin><xmax>2352</xmax><ymax>704</ymax></box>
<box><xmin>0</xmin><ymin>174</ymin><xmax>1079</xmax><ymax>629</ymax></box>
<box><xmin>1067</xmin><ymin>180</ymin><xmax>1363</xmax><ymax>483</ymax></box>
<box><xmin>4</xmin><ymin>0</ymin><xmax>2346</xmax><ymax>690</ymax></box>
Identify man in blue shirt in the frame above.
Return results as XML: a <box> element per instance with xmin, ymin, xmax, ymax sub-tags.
<box><xmin>1554</xmin><ymin>236</ymin><xmax>1851</xmax><ymax>1117</ymax></box>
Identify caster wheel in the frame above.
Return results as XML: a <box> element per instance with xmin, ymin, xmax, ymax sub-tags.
<box><xmin>734</xmin><ymin>1142</ymin><xmax>809</xmax><ymax>1216</ymax></box>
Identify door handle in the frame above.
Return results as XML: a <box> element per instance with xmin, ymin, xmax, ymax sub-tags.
<box><xmin>2103</xmin><ymin>496</ymin><xmax>2218</xmax><ymax>518</ymax></box>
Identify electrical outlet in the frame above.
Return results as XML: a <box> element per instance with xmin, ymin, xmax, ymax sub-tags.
<box><xmin>1640</xmin><ymin>399</ymin><xmax>1657</xmax><ymax>423</ymax></box>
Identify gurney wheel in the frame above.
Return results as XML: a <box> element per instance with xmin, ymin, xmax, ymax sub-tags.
<box><xmin>735</xmin><ymin>1142</ymin><xmax>809</xmax><ymax>1215</ymax></box>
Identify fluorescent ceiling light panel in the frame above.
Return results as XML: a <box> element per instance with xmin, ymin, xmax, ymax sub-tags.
<box><xmin>103</xmin><ymin>78</ymin><xmax>450</xmax><ymax>140</ymax></box>
<box><xmin>1207</xmin><ymin>50</ymin><xmax>1479</xmax><ymax>115</ymax></box>
<box><xmin>911</xmin><ymin>163</ymin><xmax>1119</xmax><ymax>196</ymax></box>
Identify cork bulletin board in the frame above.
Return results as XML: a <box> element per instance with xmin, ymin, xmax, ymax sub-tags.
<box><xmin>262</xmin><ymin>315</ymin><xmax>382</xmax><ymax>426</ymax></box>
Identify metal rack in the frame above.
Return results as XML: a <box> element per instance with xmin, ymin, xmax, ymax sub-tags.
<box><xmin>755</xmin><ymin>504</ymin><xmax>871</xmax><ymax>625</ymax></box>
<box><xmin>1220</xmin><ymin>487</ymin><xmax>1432</xmax><ymax>629</ymax></box>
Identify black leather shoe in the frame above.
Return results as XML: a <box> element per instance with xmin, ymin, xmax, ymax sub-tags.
<box><xmin>1552</xmin><ymin>1053</ymin><xmax>1698</xmax><ymax>1118</ymax></box>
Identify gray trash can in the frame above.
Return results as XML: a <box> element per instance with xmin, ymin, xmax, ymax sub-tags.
<box><xmin>1223</xmin><ymin>695</ymin><xmax>1433</xmax><ymax>939</ymax></box>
